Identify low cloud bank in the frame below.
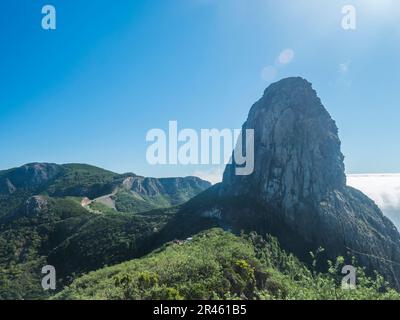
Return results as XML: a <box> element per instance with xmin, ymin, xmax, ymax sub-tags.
<box><xmin>347</xmin><ymin>174</ymin><xmax>400</xmax><ymax>229</ymax></box>
<box><xmin>193</xmin><ymin>168</ymin><xmax>224</xmax><ymax>185</ymax></box>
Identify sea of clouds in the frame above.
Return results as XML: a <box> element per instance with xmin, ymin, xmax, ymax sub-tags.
<box><xmin>347</xmin><ymin>174</ymin><xmax>400</xmax><ymax>229</ymax></box>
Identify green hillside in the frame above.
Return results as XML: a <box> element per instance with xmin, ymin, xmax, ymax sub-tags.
<box><xmin>0</xmin><ymin>163</ymin><xmax>210</xmax><ymax>299</ymax></box>
<box><xmin>55</xmin><ymin>229</ymin><xmax>400</xmax><ymax>300</ymax></box>
<box><xmin>0</xmin><ymin>195</ymin><xmax>177</xmax><ymax>299</ymax></box>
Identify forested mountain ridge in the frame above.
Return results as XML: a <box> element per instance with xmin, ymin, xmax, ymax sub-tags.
<box><xmin>0</xmin><ymin>163</ymin><xmax>210</xmax><ymax>217</ymax></box>
<box><xmin>0</xmin><ymin>163</ymin><xmax>210</xmax><ymax>299</ymax></box>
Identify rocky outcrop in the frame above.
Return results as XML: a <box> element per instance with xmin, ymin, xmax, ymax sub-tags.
<box><xmin>0</xmin><ymin>163</ymin><xmax>61</xmax><ymax>194</ymax></box>
<box><xmin>181</xmin><ymin>77</ymin><xmax>400</xmax><ymax>289</ymax></box>
<box><xmin>223</xmin><ymin>77</ymin><xmax>346</xmax><ymax>201</ymax></box>
<box><xmin>25</xmin><ymin>195</ymin><xmax>48</xmax><ymax>215</ymax></box>
<box><xmin>123</xmin><ymin>176</ymin><xmax>211</xmax><ymax>200</ymax></box>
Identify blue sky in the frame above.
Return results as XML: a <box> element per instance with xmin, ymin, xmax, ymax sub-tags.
<box><xmin>1</xmin><ymin>0</ymin><xmax>400</xmax><ymax>180</ymax></box>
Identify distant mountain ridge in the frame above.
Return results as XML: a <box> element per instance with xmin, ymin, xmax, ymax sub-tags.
<box><xmin>0</xmin><ymin>163</ymin><xmax>210</xmax><ymax>216</ymax></box>
<box><xmin>0</xmin><ymin>162</ymin><xmax>210</xmax><ymax>198</ymax></box>
<box><xmin>0</xmin><ymin>163</ymin><xmax>210</xmax><ymax>299</ymax></box>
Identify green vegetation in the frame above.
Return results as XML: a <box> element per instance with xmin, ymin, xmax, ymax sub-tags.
<box><xmin>47</xmin><ymin>207</ymin><xmax>178</xmax><ymax>281</ymax></box>
<box><xmin>114</xmin><ymin>191</ymin><xmax>175</xmax><ymax>213</ymax></box>
<box><xmin>55</xmin><ymin>229</ymin><xmax>400</xmax><ymax>300</ymax></box>
<box><xmin>0</xmin><ymin>197</ymin><xmax>91</xmax><ymax>299</ymax></box>
<box><xmin>1</xmin><ymin>163</ymin><xmax>399</xmax><ymax>300</ymax></box>
<box><xmin>45</xmin><ymin>164</ymin><xmax>118</xmax><ymax>198</ymax></box>
<box><xmin>0</xmin><ymin>163</ymin><xmax>211</xmax><ymax>299</ymax></box>
<box><xmin>0</xmin><ymin>195</ymin><xmax>177</xmax><ymax>299</ymax></box>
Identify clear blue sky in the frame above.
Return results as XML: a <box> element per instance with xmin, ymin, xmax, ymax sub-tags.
<box><xmin>1</xmin><ymin>0</ymin><xmax>399</xmax><ymax>179</ymax></box>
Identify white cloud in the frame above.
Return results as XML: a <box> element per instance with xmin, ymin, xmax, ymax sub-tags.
<box><xmin>260</xmin><ymin>48</ymin><xmax>295</xmax><ymax>82</ymax></box>
<box><xmin>278</xmin><ymin>49</ymin><xmax>295</xmax><ymax>65</ymax></box>
<box><xmin>347</xmin><ymin>174</ymin><xmax>400</xmax><ymax>229</ymax></box>
<box><xmin>193</xmin><ymin>167</ymin><xmax>224</xmax><ymax>185</ymax></box>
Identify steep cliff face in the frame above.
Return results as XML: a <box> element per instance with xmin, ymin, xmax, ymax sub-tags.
<box><xmin>123</xmin><ymin>176</ymin><xmax>211</xmax><ymax>200</ymax></box>
<box><xmin>105</xmin><ymin>175</ymin><xmax>212</xmax><ymax>213</ymax></box>
<box><xmin>180</xmin><ymin>77</ymin><xmax>400</xmax><ymax>288</ymax></box>
<box><xmin>223</xmin><ymin>77</ymin><xmax>346</xmax><ymax>202</ymax></box>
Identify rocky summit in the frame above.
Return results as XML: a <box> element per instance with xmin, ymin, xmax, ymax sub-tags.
<box><xmin>181</xmin><ymin>77</ymin><xmax>400</xmax><ymax>288</ymax></box>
